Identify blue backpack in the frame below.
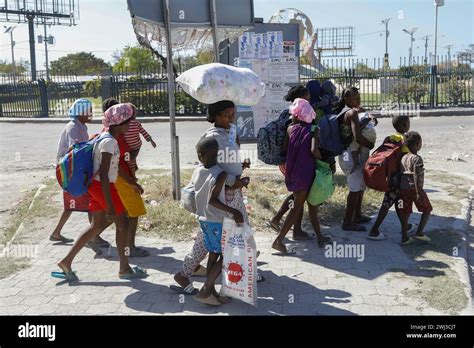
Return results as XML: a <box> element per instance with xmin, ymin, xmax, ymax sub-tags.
<box><xmin>318</xmin><ymin>108</ymin><xmax>351</xmax><ymax>156</ymax></box>
<box><xmin>257</xmin><ymin>109</ymin><xmax>291</xmax><ymax>165</ymax></box>
<box><xmin>56</xmin><ymin>133</ymin><xmax>113</xmax><ymax>197</ymax></box>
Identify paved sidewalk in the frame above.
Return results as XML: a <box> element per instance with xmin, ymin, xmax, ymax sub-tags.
<box><xmin>1</xmin><ymin>182</ymin><xmax>472</xmax><ymax>316</ymax></box>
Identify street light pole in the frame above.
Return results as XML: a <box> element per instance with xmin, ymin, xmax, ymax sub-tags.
<box><xmin>420</xmin><ymin>35</ymin><xmax>431</xmax><ymax>64</ymax></box>
<box><xmin>403</xmin><ymin>28</ymin><xmax>418</xmax><ymax>66</ymax></box>
<box><xmin>381</xmin><ymin>18</ymin><xmax>391</xmax><ymax>68</ymax></box>
<box><xmin>431</xmin><ymin>0</ymin><xmax>444</xmax><ymax>107</ymax></box>
<box><xmin>4</xmin><ymin>26</ymin><xmax>16</xmax><ymax>76</ymax></box>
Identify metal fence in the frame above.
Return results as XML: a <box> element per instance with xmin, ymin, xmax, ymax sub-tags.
<box><xmin>301</xmin><ymin>54</ymin><xmax>473</xmax><ymax>109</ymax></box>
<box><xmin>0</xmin><ymin>72</ymin><xmax>84</xmax><ymax>117</ymax></box>
<box><xmin>1</xmin><ymin>54</ymin><xmax>473</xmax><ymax>117</ymax></box>
<box><xmin>105</xmin><ymin>68</ymin><xmax>207</xmax><ymax>116</ymax></box>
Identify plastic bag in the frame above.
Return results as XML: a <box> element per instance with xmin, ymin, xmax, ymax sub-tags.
<box><xmin>307</xmin><ymin>160</ymin><xmax>335</xmax><ymax>206</ymax></box>
<box><xmin>220</xmin><ymin>217</ymin><xmax>257</xmax><ymax>306</ymax></box>
<box><xmin>176</xmin><ymin>63</ymin><xmax>265</xmax><ymax>106</ymax></box>
<box><xmin>180</xmin><ymin>181</ymin><xmax>196</xmax><ymax>214</ymax></box>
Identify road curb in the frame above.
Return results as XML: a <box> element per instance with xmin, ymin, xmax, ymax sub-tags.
<box><xmin>8</xmin><ymin>184</ymin><xmax>47</xmax><ymax>245</ymax></box>
<box><xmin>0</xmin><ymin>116</ymin><xmax>208</xmax><ymax>124</ymax></box>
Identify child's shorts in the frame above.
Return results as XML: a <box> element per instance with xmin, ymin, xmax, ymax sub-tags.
<box><xmin>199</xmin><ymin>220</ymin><xmax>223</xmax><ymax>253</ymax></box>
<box><xmin>63</xmin><ymin>191</ymin><xmax>90</xmax><ymax>212</ymax></box>
<box><xmin>115</xmin><ymin>176</ymin><xmax>146</xmax><ymax>218</ymax></box>
<box><xmin>382</xmin><ymin>187</ymin><xmax>400</xmax><ymax>210</ymax></box>
<box><xmin>399</xmin><ymin>189</ymin><xmax>432</xmax><ymax>214</ymax></box>
<box><xmin>88</xmin><ymin>180</ymin><xmax>125</xmax><ymax>215</ymax></box>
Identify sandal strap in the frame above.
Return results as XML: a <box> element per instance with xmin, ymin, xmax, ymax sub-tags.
<box><xmin>184</xmin><ymin>283</ymin><xmax>196</xmax><ymax>293</ymax></box>
<box><xmin>132</xmin><ymin>266</ymin><xmax>147</xmax><ymax>275</ymax></box>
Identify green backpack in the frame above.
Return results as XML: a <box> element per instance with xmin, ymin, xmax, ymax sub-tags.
<box><xmin>308</xmin><ymin>159</ymin><xmax>335</xmax><ymax>206</ymax></box>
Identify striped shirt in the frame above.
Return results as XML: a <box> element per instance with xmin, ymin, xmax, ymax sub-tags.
<box><xmin>123</xmin><ymin>119</ymin><xmax>152</xmax><ymax>150</ymax></box>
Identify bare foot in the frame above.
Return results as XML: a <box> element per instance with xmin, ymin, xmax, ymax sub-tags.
<box><xmin>272</xmin><ymin>240</ymin><xmax>286</xmax><ymax>253</ymax></box>
<box><xmin>194</xmin><ymin>293</ymin><xmax>222</xmax><ymax>306</ymax></box>
<box><xmin>58</xmin><ymin>261</ymin><xmax>72</xmax><ymax>274</ymax></box>
<box><xmin>272</xmin><ymin>241</ymin><xmax>295</xmax><ymax>255</ymax></box>
<box><xmin>212</xmin><ymin>288</ymin><xmax>232</xmax><ymax>304</ymax></box>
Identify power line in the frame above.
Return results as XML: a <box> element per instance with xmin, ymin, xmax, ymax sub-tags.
<box><xmin>356</xmin><ymin>30</ymin><xmax>385</xmax><ymax>37</ymax></box>
<box><xmin>10</xmin><ymin>47</ymin><xmax>116</xmax><ymax>53</ymax></box>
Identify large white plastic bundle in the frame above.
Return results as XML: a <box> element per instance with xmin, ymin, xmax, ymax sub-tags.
<box><xmin>176</xmin><ymin>63</ymin><xmax>265</xmax><ymax>106</ymax></box>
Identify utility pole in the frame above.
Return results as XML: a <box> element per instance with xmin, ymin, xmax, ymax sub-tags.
<box><xmin>3</xmin><ymin>26</ymin><xmax>16</xmax><ymax>76</ymax></box>
<box><xmin>445</xmin><ymin>44</ymin><xmax>452</xmax><ymax>59</ymax></box>
<box><xmin>44</xmin><ymin>22</ymin><xmax>49</xmax><ymax>81</ymax></box>
<box><xmin>209</xmin><ymin>0</ymin><xmax>220</xmax><ymax>62</ymax></box>
<box><xmin>403</xmin><ymin>28</ymin><xmax>418</xmax><ymax>66</ymax></box>
<box><xmin>445</xmin><ymin>44</ymin><xmax>453</xmax><ymax>76</ymax></box>
<box><xmin>420</xmin><ymin>35</ymin><xmax>431</xmax><ymax>64</ymax></box>
<box><xmin>26</xmin><ymin>14</ymin><xmax>37</xmax><ymax>81</ymax></box>
<box><xmin>381</xmin><ymin>18</ymin><xmax>391</xmax><ymax>68</ymax></box>
<box><xmin>431</xmin><ymin>0</ymin><xmax>445</xmax><ymax>108</ymax></box>
<box><xmin>38</xmin><ymin>21</ymin><xmax>54</xmax><ymax>81</ymax></box>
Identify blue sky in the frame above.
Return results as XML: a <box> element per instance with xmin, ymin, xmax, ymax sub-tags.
<box><xmin>1</xmin><ymin>0</ymin><xmax>472</xmax><ymax>69</ymax></box>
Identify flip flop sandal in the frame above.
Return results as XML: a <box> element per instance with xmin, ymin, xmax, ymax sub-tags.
<box><xmin>191</xmin><ymin>266</ymin><xmax>207</xmax><ymax>277</ymax></box>
<box><xmin>368</xmin><ymin>232</ymin><xmax>387</xmax><ymax>241</ymax></box>
<box><xmin>129</xmin><ymin>247</ymin><xmax>150</xmax><ymax>258</ymax></box>
<box><xmin>257</xmin><ymin>274</ymin><xmax>266</xmax><ymax>283</ymax></box>
<box><xmin>169</xmin><ymin>283</ymin><xmax>199</xmax><ymax>295</ymax></box>
<box><xmin>266</xmin><ymin>221</ymin><xmax>280</xmax><ymax>233</ymax></box>
<box><xmin>49</xmin><ymin>235</ymin><xmax>74</xmax><ymax>243</ymax></box>
<box><xmin>119</xmin><ymin>266</ymin><xmax>148</xmax><ymax>280</ymax></box>
<box><xmin>194</xmin><ymin>293</ymin><xmax>222</xmax><ymax>306</ymax></box>
<box><xmin>401</xmin><ymin>237</ymin><xmax>415</xmax><ymax>245</ymax></box>
<box><xmin>414</xmin><ymin>235</ymin><xmax>431</xmax><ymax>242</ymax></box>
<box><xmin>51</xmin><ymin>271</ymin><xmax>78</xmax><ymax>281</ymax></box>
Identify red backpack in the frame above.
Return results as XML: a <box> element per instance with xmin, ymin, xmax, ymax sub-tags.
<box><xmin>364</xmin><ymin>136</ymin><xmax>403</xmax><ymax>192</ymax></box>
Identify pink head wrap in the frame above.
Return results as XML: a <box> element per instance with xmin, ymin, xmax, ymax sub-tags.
<box><xmin>289</xmin><ymin>98</ymin><xmax>316</xmax><ymax>123</ymax></box>
<box><xmin>103</xmin><ymin>103</ymin><xmax>134</xmax><ymax>128</ymax></box>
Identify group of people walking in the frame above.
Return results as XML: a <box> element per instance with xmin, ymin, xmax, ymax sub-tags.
<box><xmin>50</xmin><ymin>80</ymin><xmax>432</xmax><ymax>306</ymax></box>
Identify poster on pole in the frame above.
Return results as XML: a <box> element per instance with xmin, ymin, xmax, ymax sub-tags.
<box><xmin>283</xmin><ymin>57</ymin><xmax>299</xmax><ymax>82</ymax></box>
<box><xmin>268</xmin><ymin>31</ymin><xmax>284</xmax><ymax>58</ymax></box>
<box><xmin>223</xmin><ymin>23</ymin><xmax>300</xmax><ymax>142</ymax></box>
<box><xmin>239</xmin><ymin>32</ymin><xmax>254</xmax><ymax>59</ymax></box>
<box><xmin>283</xmin><ymin>41</ymin><xmax>296</xmax><ymax>58</ymax></box>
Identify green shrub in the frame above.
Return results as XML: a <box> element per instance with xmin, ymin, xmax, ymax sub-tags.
<box><xmin>85</xmin><ymin>79</ymin><xmax>101</xmax><ymax>98</ymax></box>
<box><xmin>445</xmin><ymin>78</ymin><xmax>466</xmax><ymax>104</ymax></box>
<box><xmin>408</xmin><ymin>78</ymin><xmax>429</xmax><ymax>103</ymax></box>
<box><xmin>117</xmin><ymin>88</ymin><xmax>206</xmax><ymax>115</ymax></box>
<box><xmin>390</xmin><ymin>78</ymin><xmax>429</xmax><ymax>104</ymax></box>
